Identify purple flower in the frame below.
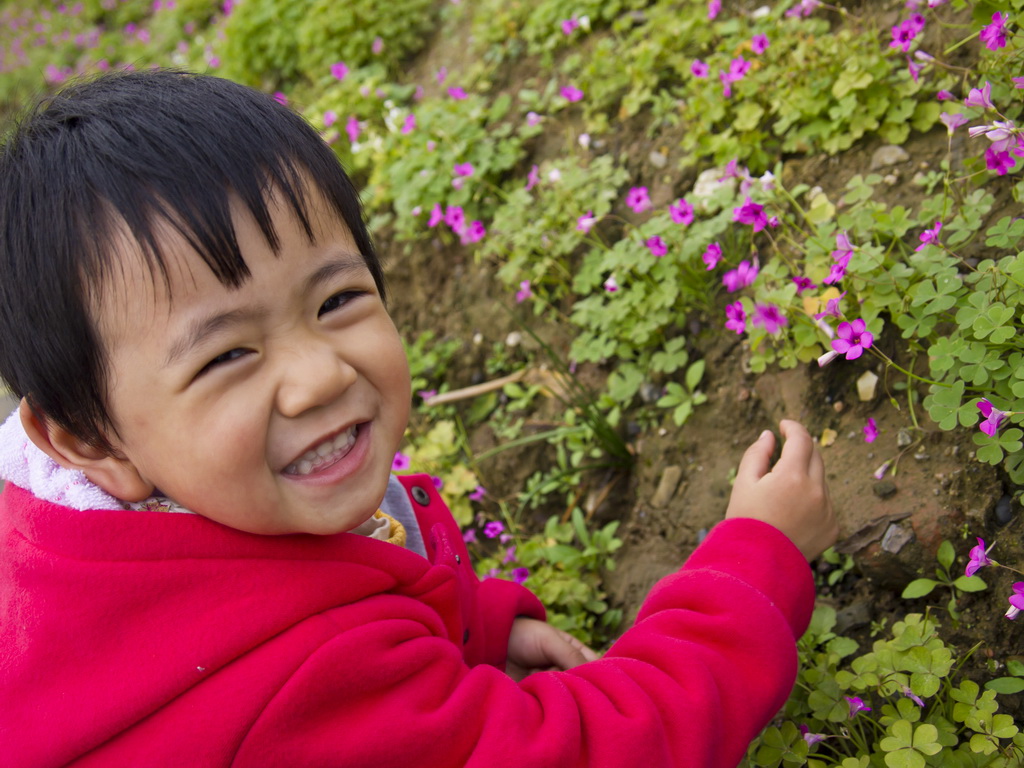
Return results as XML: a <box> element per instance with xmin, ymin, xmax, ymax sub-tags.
<box><xmin>444</xmin><ymin>205</ymin><xmax>466</xmax><ymax>231</ymax></box>
<box><xmin>846</xmin><ymin>696</ymin><xmax>872</xmax><ymax>718</ymax></box>
<box><xmin>515</xmin><ymin>280</ymin><xmax>532</xmax><ymax>303</ymax></box>
<box><xmin>482</xmin><ymin>521</ymin><xmax>503</xmax><ymax>540</ymax></box>
<box><xmin>814</xmin><ymin>292</ymin><xmax>847</xmax><ymax>320</ymax></box>
<box><xmin>733</xmin><ymin>197</ymin><xmax>768</xmax><ymax>231</ymax></box>
<box><xmin>511</xmin><ymin>567</ymin><xmax>529</xmax><ymax>584</ymax></box>
<box><xmin>418</xmin><ymin>389</ymin><xmax>438</xmax><ymax>401</ymax></box>
<box><xmin>1014</xmin><ymin>77</ymin><xmax>1024</xmax><ymax>90</ymax></box>
<box><xmin>964</xmin><ymin>81</ymin><xmax>993</xmax><ymax>110</ymax></box>
<box><xmin>792</xmin><ymin>275</ymin><xmax>817</xmax><ymax>294</ymax></box>
<box><xmin>722</xmin><ymin>259</ymin><xmax>758</xmax><ymax>291</ymax></box>
<box><xmin>502</xmin><ymin>545</ymin><xmax>517</xmax><ymax>564</ymax></box>
<box><xmin>460</xmin><ymin>220</ymin><xmax>487</xmax><ymax>245</ymax></box>
<box><xmin>940</xmin><ymin>112</ymin><xmax>968</xmax><ymax>134</ymax></box>
<box><xmin>371</xmin><ymin>36</ymin><xmax>384</xmax><ymax>54</ymax></box>
<box><xmin>427</xmin><ymin>203</ymin><xmax>444</xmax><ymax>228</ymax></box>
<box><xmin>1006</xmin><ymin>582</ymin><xmax>1024</xmax><ymax>620</ymax></box>
<box><xmin>431</xmin><ymin>476</ymin><xmax>444</xmax><ymax>491</ymax></box>
<box><xmin>937</xmin><ymin>89</ymin><xmax>954</xmax><ymax>101</ymax></box>
<box><xmin>604</xmin><ymin>275</ymin><xmax>619</xmax><ymax>292</ymax></box>
<box><xmin>561</xmin><ymin>85</ymin><xmax>584</xmax><ymax>102</ymax></box>
<box><xmin>525</xmin><ymin>164</ymin><xmax>540</xmax><ymax>191</ymax></box>
<box><xmin>725</xmin><ymin>301</ymin><xmax>746</xmax><ymax>335</ymax></box>
<box><xmin>890</xmin><ymin>17</ymin><xmax>921</xmax><ymax>52</ymax></box>
<box><xmin>977</xmin><ymin>398</ymin><xmax>1008</xmax><ymax>436</ymax></box>
<box><xmin>902</xmin><ymin>687</ymin><xmax>925</xmax><ymax>707</ymax></box>
<box><xmin>823</xmin><ymin>252</ymin><xmax>851</xmax><ymax>285</ymax></box>
<box><xmin>965</xmin><ymin>537</ymin><xmax>991</xmax><ymax>577</ymax></box>
<box><xmin>462</xmin><ymin>528</ymin><xmax>477</xmax><ymax>544</ymax></box>
<box><xmin>702</xmin><ymin>242</ymin><xmax>723</xmax><ymax>270</ymax></box>
<box><xmin>751</xmin><ymin>34</ymin><xmax>769</xmax><ymax>55</ymax></box>
<box><xmin>832</xmin><ymin>319</ymin><xmax>874</xmax><ymax>360</ymax></box>
<box><xmin>323</xmin><ymin>110</ymin><xmax>338</xmax><ymax>128</ymax></box>
<box><xmin>980</xmin><ymin>12</ymin><xmax>1008</xmax><ymax>50</ymax></box>
<box><xmin>864</xmin><ymin>417</ymin><xmax>878</xmax><ymax>443</ymax></box>
<box><xmin>670</xmin><ymin>199</ymin><xmax>694</xmax><ymax>225</ymax></box>
<box><xmin>392</xmin><ymin>452</ymin><xmax>411</xmax><ymax>471</ymax></box>
<box><xmin>985</xmin><ymin>147</ymin><xmax>1015</xmax><ymax>175</ymax></box>
<box><xmin>752</xmin><ymin>303</ymin><xmax>787</xmax><ymax>335</ymax></box>
<box><xmin>453</xmin><ymin>162</ymin><xmax>475</xmax><ymax>177</ymax></box>
<box><xmin>799</xmin><ymin>725</ymin><xmax>826</xmax><ymax>747</ymax></box>
<box><xmin>448</xmin><ymin>86</ymin><xmax>468</xmax><ymax>100</ymax></box>
<box><xmin>330</xmin><ymin>61</ymin><xmax>348</xmax><ymax>80</ymax></box>
<box><xmin>346</xmin><ymin>115</ymin><xmax>361</xmax><ymax>144</ymax></box>
<box><xmin>707</xmin><ymin>0</ymin><xmax>721</xmax><ymax>19</ymax></box>
<box><xmin>645</xmin><ymin>235</ymin><xmax>668</xmax><ymax>257</ymax></box>
<box><xmin>577</xmin><ymin>210</ymin><xmax>597</xmax><ymax>233</ymax></box>
<box><xmin>526</xmin><ymin>111</ymin><xmax>542</xmax><ymax>126</ymax></box>
<box><xmin>402</xmin><ymin>114</ymin><xmax>416</xmax><ymax>134</ymax></box>
<box><xmin>691</xmin><ymin>59</ymin><xmax>709</xmax><ymax>78</ymax></box>
<box><xmin>561</xmin><ymin>17</ymin><xmax>579</xmax><ymax>35</ymax></box>
<box><xmin>626</xmin><ymin>186</ymin><xmax>652</xmax><ymax>213</ymax></box>
<box><xmin>785</xmin><ymin>0</ymin><xmax>820</xmax><ymax>17</ymax></box>
<box><xmin>915</xmin><ymin>221</ymin><xmax>943</xmax><ymax>251</ymax></box>
<box><xmin>273</xmin><ymin>91</ymin><xmax>288</xmax><ymax>106</ymax></box>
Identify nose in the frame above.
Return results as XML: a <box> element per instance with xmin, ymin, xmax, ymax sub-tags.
<box><xmin>275</xmin><ymin>336</ymin><xmax>357</xmax><ymax>418</ymax></box>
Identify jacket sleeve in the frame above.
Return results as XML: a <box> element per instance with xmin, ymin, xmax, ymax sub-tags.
<box><xmin>234</xmin><ymin>517</ymin><xmax>814</xmax><ymax>768</ymax></box>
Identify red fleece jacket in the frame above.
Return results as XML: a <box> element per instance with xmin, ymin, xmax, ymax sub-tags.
<box><xmin>0</xmin><ymin>474</ymin><xmax>815</xmax><ymax>768</ymax></box>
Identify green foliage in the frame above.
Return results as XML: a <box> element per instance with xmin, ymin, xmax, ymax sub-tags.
<box><xmin>901</xmin><ymin>540</ymin><xmax>987</xmax><ymax>623</ymax></box>
<box><xmin>744</xmin><ymin>609</ymin><xmax>1024</xmax><ymax>768</ymax></box>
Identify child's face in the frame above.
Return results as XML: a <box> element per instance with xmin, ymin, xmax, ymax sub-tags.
<box><xmin>92</xmin><ymin>184</ymin><xmax>411</xmax><ymax>535</ymax></box>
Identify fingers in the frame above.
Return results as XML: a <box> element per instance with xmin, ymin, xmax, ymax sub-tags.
<box><xmin>776</xmin><ymin>419</ymin><xmax>814</xmax><ymax>471</ymax></box>
<box><xmin>735</xmin><ymin>429</ymin><xmax>776</xmax><ymax>484</ymax></box>
<box><xmin>557</xmin><ymin>629</ymin><xmax>600</xmax><ymax>664</ymax></box>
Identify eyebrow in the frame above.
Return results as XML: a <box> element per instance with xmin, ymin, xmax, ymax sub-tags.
<box><xmin>163</xmin><ymin>253</ymin><xmax>370</xmax><ymax>368</ymax></box>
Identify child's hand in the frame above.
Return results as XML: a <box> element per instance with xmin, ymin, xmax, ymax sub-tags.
<box><xmin>506</xmin><ymin>617</ymin><xmax>599</xmax><ymax>681</ymax></box>
<box><xmin>725</xmin><ymin>419</ymin><xmax>838</xmax><ymax>561</ymax></box>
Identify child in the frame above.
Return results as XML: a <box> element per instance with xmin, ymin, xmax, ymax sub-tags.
<box><xmin>0</xmin><ymin>70</ymin><xmax>837</xmax><ymax>767</ymax></box>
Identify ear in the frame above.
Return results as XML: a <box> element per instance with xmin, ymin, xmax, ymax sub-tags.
<box><xmin>19</xmin><ymin>398</ymin><xmax>156</xmax><ymax>502</ymax></box>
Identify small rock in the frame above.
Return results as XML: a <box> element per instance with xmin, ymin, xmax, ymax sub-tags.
<box><xmin>995</xmin><ymin>494</ymin><xmax>1015</xmax><ymax>525</ymax></box>
<box><xmin>650</xmin><ymin>465</ymin><xmax>683</xmax><ymax>508</ymax></box>
<box><xmin>692</xmin><ymin>168</ymin><xmax>737</xmax><ymax>211</ymax></box>
<box><xmin>881</xmin><ymin>522</ymin><xmax>914</xmax><ymax>554</ymax></box>
<box><xmin>897</xmin><ymin>428</ymin><xmax>913</xmax><ymax>448</ymax></box>
<box><xmin>870</xmin><ymin>145</ymin><xmax>910</xmax><ymax>170</ymax></box>
<box><xmin>820</xmin><ymin>428</ymin><xmax>838</xmax><ymax>447</ymax></box>
<box><xmin>914</xmin><ymin>451</ymin><xmax>930</xmax><ymax>461</ymax></box>
<box><xmin>833</xmin><ymin>400</ymin><xmax>845</xmax><ymax>412</ymax></box>
<box><xmin>873</xmin><ymin>480</ymin><xmax>898</xmax><ymax>499</ymax></box>
<box><xmin>857</xmin><ymin>371</ymin><xmax>878</xmax><ymax>402</ymax></box>
<box><xmin>505</xmin><ymin>331</ymin><xmax>522</xmax><ymax>347</ymax></box>
<box><xmin>648</xmin><ymin>150</ymin><xmax>668</xmax><ymax>168</ymax></box>
<box><xmin>639</xmin><ymin>381</ymin><xmax>662</xmax><ymax>404</ymax></box>
<box><xmin>835</xmin><ymin>601</ymin><xmax>872</xmax><ymax>634</ymax></box>
<box><xmin>883</xmin><ymin>173</ymin><xmax>898</xmax><ymax>186</ymax></box>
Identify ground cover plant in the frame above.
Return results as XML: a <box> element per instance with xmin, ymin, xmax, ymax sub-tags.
<box><xmin>2</xmin><ymin>0</ymin><xmax>1023</xmax><ymax>761</ymax></box>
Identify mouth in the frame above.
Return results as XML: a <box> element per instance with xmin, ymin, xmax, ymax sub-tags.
<box><xmin>282</xmin><ymin>423</ymin><xmax>362</xmax><ymax>477</ymax></box>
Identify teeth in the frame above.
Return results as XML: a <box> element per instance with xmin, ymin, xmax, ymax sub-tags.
<box><xmin>284</xmin><ymin>425</ymin><xmax>358</xmax><ymax>476</ymax></box>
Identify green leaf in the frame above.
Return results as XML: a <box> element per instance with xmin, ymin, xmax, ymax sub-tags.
<box><xmin>685</xmin><ymin>359</ymin><xmax>706</xmax><ymax>392</ymax></box>
<box><xmin>902</xmin><ymin>579</ymin><xmax>939</xmax><ymax>599</ymax></box>
<box><xmin>985</xmin><ymin>677</ymin><xmax>1024</xmax><ymax>694</ymax></box>
<box><xmin>952</xmin><ymin>575</ymin><xmax>987</xmax><ymax>592</ymax></box>
<box><xmin>937</xmin><ymin>540</ymin><xmax>955</xmax><ymax>570</ymax></box>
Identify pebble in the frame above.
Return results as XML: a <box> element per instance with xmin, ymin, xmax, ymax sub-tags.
<box><xmin>857</xmin><ymin>371</ymin><xmax>878</xmax><ymax>402</ymax></box>
<box><xmin>897</xmin><ymin>428</ymin><xmax>913</xmax><ymax>448</ymax></box>
<box><xmin>873</xmin><ymin>480</ymin><xmax>898</xmax><ymax>499</ymax></box>
<box><xmin>650</xmin><ymin>466</ymin><xmax>683</xmax><ymax>508</ymax></box>
<box><xmin>870</xmin><ymin>145</ymin><xmax>910</xmax><ymax>170</ymax></box>
<box><xmin>881</xmin><ymin>522</ymin><xmax>914</xmax><ymax>554</ymax></box>
<box><xmin>995</xmin><ymin>494</ymin><xmax>1014</xmax><ymax>525</ymax></box>
<box><xmin>648</xmin><ymin>150</ymin><xmax>667</xmax><ymax>168</ymax></box>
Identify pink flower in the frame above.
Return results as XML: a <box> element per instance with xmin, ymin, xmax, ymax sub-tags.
<box><xmin>965</xmin><ymin>537</ymin><xmax>991</xmax><ymax>576</ymax></box>
<box><xmin>980</xmin><ymin>12</ymin><xmax>1007</xmax><ymax>50</ymax></box>
<box><xmin>460</xmin><ymin>221</ymin><xmax>486</xmax><ymax>244</ymax></box>
<box><xmin>726</xmin><ymin>57</ymin><xmax>752</xmax><ymax>82</ymax></box>
<box><xmin>346</xmin><ymin>115</ymin><xmax>360</xmax><ymax>143</ymax></box>
<box><xmin>515</xmin><ymin>280</ymin><xmax>532</xmax><ymax>303</ymax></box>
<box><xmin>719</xmin><ymin>159</ymin><xmax>741</xmax><ymax>180</ymax></box>
<box><xmin>323</xmin><ymin>110</ymin><xmax>337</xmax><ymax>127</ymax></box>
<box><xmin>1013</xmin><ymin>77</ymin><xmax>1024</xmax><ymax>90</ymax></box>
<box><xmin>936</xmin><ymin>89</ymin><xmax>954</xmax><ymax>101</ymax></box>
<box><xmin>444</xmin><ymin>205</ymin><xmax>466</xmax><ymax>231</ymax></box>
<box><xmin>561</xmin><ymin>17</ymin><xmax>579</xmax><ymax>35</ymax></box>
<box><xmin>863</xmin><ymin>417</ymin><xmax>878</xmax><ymax>443</ymax></box>
<box><xmin>401</xmin><ymin>114</ymin><xmax>416</xmax><ymax>134</ymax></box>
<box><xmin>604</xmin><ymin>275</ymin><xmax>619</xmax><ymax>292</ymax></box>
<box><xmin>526</xmin><ymin>111</ymin><xmax>542</xmax><ymax>126</ymax></box>
<box><xmin>707</xmin><ymin>0</ymin><xmax>721</xmax><ymax>19</ymax></box>
<box><xmin>447</xmin><ymin>86</ymin><xmax>468</xmax><ymax>100</ymax></box>
<box><xmin>625</xmin><ymin>186</ymin><xmax>652</xmax><ymax>213</ymax></box>
<box><xmin>939</xmin><ymin>112</ymin><xmax>967</xmax><ymax>134</ymax></box>
<box><xmin>986</xmin><ymin>147</ymin><xmax>1015</xmax><ymax>175</ymax></box>
<box><xmin>964</xmin><ymin>81</ymin><xmax>993</xmax><ymax>110</ymax></box>
<box><xmin>785</xmin><ymin>0</ymin><xmax>820</xmax><ymax>17</ymax></box>
<box><xmin>691</xmin><ymin>59</ymin><xmax>709</xmax><ymax>78</ymax></box>
<box><xmin>733</xmin><ymin>197</ymin><xmax>768</xmax><ymax>232</ymax></box>
<box><xmin>814</xmin><ymin>292</ymin><xmax>847</xmax><ymax>319</ymax></box>
<box><xmin>392</xmin><ymin>452</ymin><xmax>411</xmax><ymax>471</ymax></box>
<box><xmin>431</xmin><ymin>475</ymin><xmax>444</xmax><ymax>490</ymax></box>
<box><xmin>1006</xmin><ymin>583</ymin><xmax>1024</xmax><ymax>620</ymax></box>
<box><xmin>453</xmin><ymin>162</ymin><xmax>475</xmax><ymax>177</ymax></box>
<box><xmin>645</xmin><ymin>236</ymin><xmax>668</xmax><ymax>257</ymax></box>
<box><xmin>511</xmin><ymin>567</ymin><xmax>529</xmax><ymax>584</ymax></box>
<box><xmin>472</xmin><ymin>486</ymin><xmax>489</xmax><ymax>504</ymax></box>
<box><xmin>462</xmin><ymin>528</ymin><xmax>477</xmax><ymax>544</ymax></box>
<box><xmin>427</xmin><ymin>203</ymin><xmax>444</xmax><ymax>227</ymax></box>
<box><xmin>502</xmin><ymin>545</ymin><xmax>517</xmax><ymax>564</ymax></box>
<box><xmin>890</xmin><ymin>14</ymin><xmax>925</xmax><ymax>52</ymax></box>
<box><xmin>846</xmin><ymin>696</ymin><xmax>872</xmax><ymax>718</ymax></box>
<box><xmin>915</xmin><ymin>220</ymin><xmax>942</xmax><ymax>251</ymax></box>
<box><xmin>725</xmin><ymin>301</ymin><xmax>746</xmax><ymax>334</ymax></box>
<box><xmin>722</xmin><ymin>259</ymin><xmax>758</xmax><ymax>291</ymax></box>
<box><xmin>330</xmin><ymin>61</ymin><xmax>348</xmax><ymax>80</ymax></box>
<box><xmin>793</xmin><ymin>275</ymin><xmax>817</xmax><ymax>294</ymax></box>
<box><xmin>561</xmin><ymin>85</ymin><xmax>584</xmax><ymax>102</ymax></box>
<box><xmin>702</xmin><ymin>242</ymin><xmax>723</xmax><ymax>270</ymax></box>
<box><xmin>907</xmin><ymin>58</ymin><xmax>922</xmax><ymax>83</ymax></box>
<box><xmin>752</xmin><ymin>303</ymin><xmax>787</xmax><ymax>335</ymax></box>
<box><xmin>832</xmin><ymin>319</ymin><xmax>874</xmax><ymax>360</ymax></box>
<box><xmin>273</xmin><ymin>91</ymin><xmax>288</xmax><ymax>106</ymax></box>
<box><xmin>977</xmin><ymin>398</ymin><xmax>1008</xmax><ymax>436</ymax></box>
<box><xmin>371</xmin><ymin>36</ymin><xmax>384</xmax><ymax>54</ymax></box>
<box><xmin>525</xmin><ymin>164</ymin><xmax>540</xmax><ymax>191</ymax></box>
<box><xmin>577</xmin><ymin>211</ymin><xmax>597</xmax><ymax>233</ymax></box>
<box><xmin>751</xmin><ymin>34</ymin><xmax>769</xmax><ymax>54</ymax></box>
<box><xmin>799</xmin><ymin>725</ymin><xmax>826</xmax><ymax>747</ymax></box>
<box><xmin>418</xmin><ymin>389</ymin><xmax>437</xmax><ymax>401</ymax></box>
<box><xmin>669</xmin><ymin>199</ymin><xmax>694</xmax><ymax>225</ymax></box>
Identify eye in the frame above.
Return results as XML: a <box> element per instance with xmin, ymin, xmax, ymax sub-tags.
<box><xmin>196</xmin><ymin>348</ymin><xmax>251</xmax><ymax>378</ymax></box>
<box><xmin>318</xmin><ymin>290</ymin><xmax>365</xmax><ymax>318</ymax></box>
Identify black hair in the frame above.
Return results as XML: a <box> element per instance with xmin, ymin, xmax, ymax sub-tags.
<box><xmin>0</xmin><ymin>68</ymin><xmax>383</xmax><ymax>452</ymax></box>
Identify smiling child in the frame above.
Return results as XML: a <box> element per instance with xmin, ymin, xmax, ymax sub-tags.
<box><xmin>0</xmin><ymin>70</ymin><xmax>836</xmax><ymax>767</ymax></box>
